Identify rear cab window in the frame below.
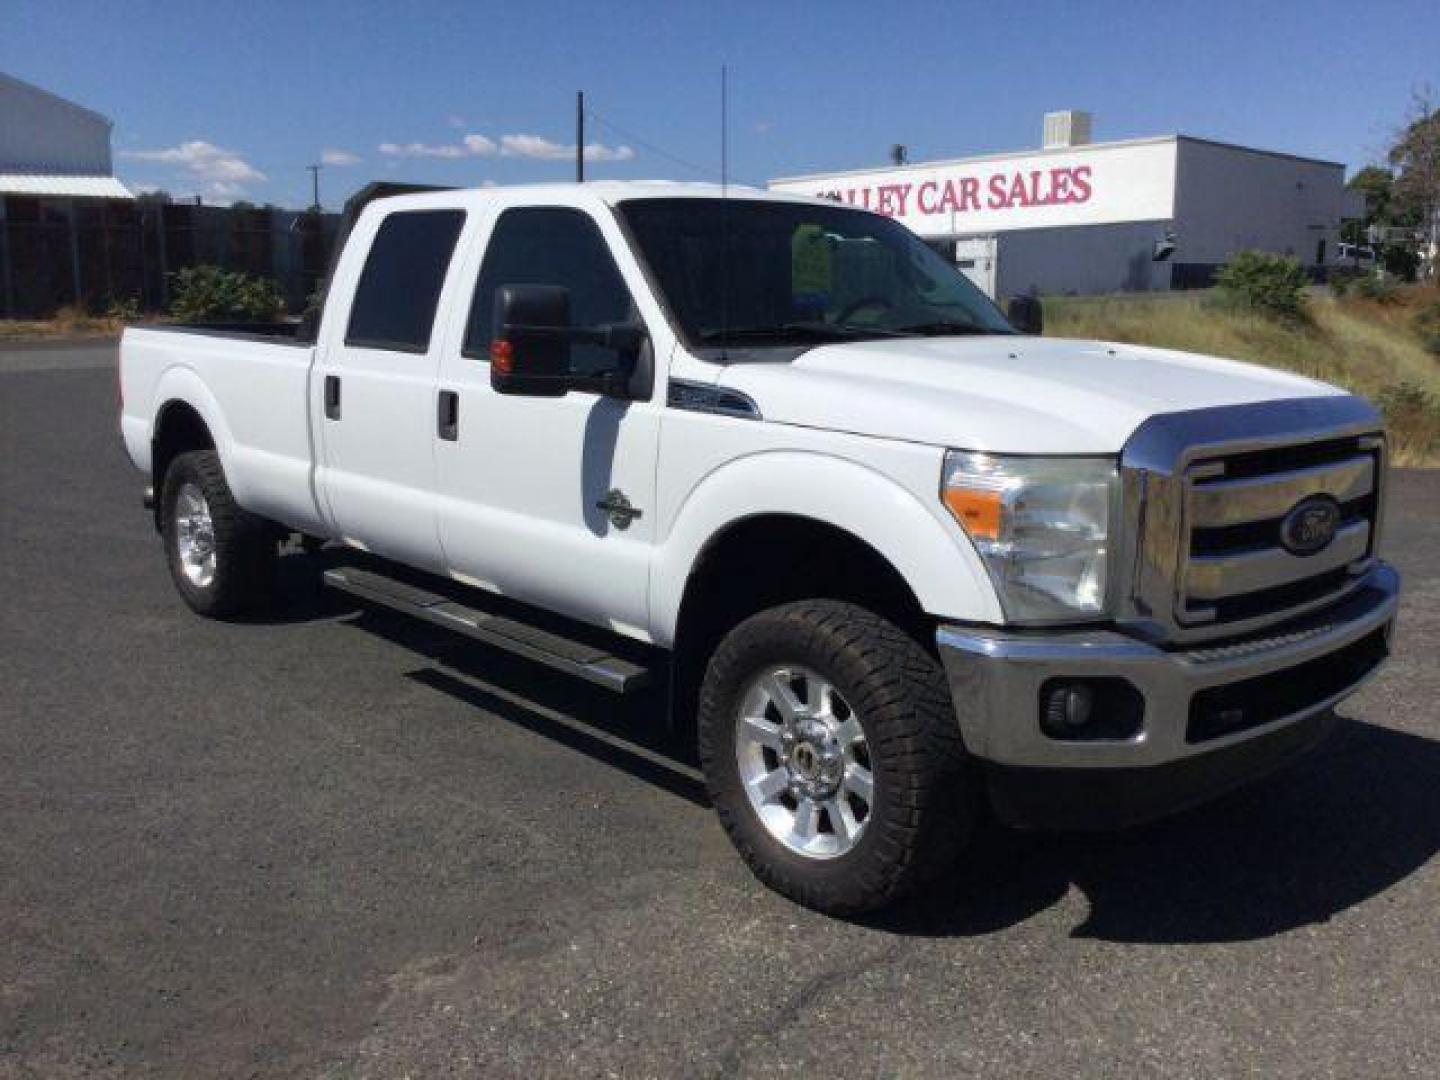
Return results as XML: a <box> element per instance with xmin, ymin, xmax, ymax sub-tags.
<box><xmin>346</xmin><ymin>209</ymin><xmax>466</xmax><ymax>352</ymax></box>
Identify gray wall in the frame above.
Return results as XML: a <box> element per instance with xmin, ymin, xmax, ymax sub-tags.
<box><xmin>0</xmin><ymin>72</ymin><xmax>113</xmax><ymax>175</ymax></box>
<box><xmin>993</xmin><ymin>220</ymin><xmax>1174</xmax><ymax>298</ymax></box>
<box><xmin>1172</xmin><ymin>138</ymin><xmax>1344</xmax><ymax>268</ymax></box>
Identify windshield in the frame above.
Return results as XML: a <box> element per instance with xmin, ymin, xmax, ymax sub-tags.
<box><xmin>618</xmin><ymin>197</ymin><xmax>1015</xmax><ymax>350</ymax></box>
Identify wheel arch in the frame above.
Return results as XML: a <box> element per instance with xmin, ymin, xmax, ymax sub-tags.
<box><xmin>148</xmin><ymin>366</ymin><xmax>240</xmax><ymax>512</ymax></box>
<box><xmin>653</xmin><ymin>450</ymin><xmax>999</xmax><ymax>650</ymax></box>
<box><xmin>656</xmin><ymin>451</ymin><xmax>1000</xmax><ymax>732</ymax></box>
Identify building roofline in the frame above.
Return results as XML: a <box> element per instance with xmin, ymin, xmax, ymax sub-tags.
<box><xmin>770</xmin><ymin>132</ymin><xmax>1343</xmax><ymax>184</ymax></box>
<box><xmin>0</xmin><ymin>70</ymin><xmax>114</xmax><ymax>129</ymax></box>
<box><xmin>1172</xmin><ymin>134</ymin><xmax>1343</xmax><ymax>170</ymax></box>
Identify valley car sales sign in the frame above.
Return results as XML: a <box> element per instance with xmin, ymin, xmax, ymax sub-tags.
<box><xmin>769</xmin><ymin>138</ymin><xmax>1178</xmax><ymax>237</ymax></box>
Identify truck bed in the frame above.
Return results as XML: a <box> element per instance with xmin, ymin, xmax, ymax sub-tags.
<box><xmin>132</xmin><ymin>321</ymin><xmax>311</xmax><ymax>345</ymax></box>
<box><xmin>118</xmin><ymin>325</ymin><xmax>327</xmax><ymax>536</ymax></box>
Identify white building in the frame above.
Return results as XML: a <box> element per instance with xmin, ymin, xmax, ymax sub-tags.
<box><xmin>1</xmin><ymin>72</ymin><xmax>134</xmax><ymax>316</ymax></box>
<box><xmin>770</xmin><ymin>112</ymin><xmax>1358</xmax><ymax>299</ymax></box>
<box><xmin>0</xmin><ymin>71</ymin><xmax>132</xmax><ymax>199</ymax></box>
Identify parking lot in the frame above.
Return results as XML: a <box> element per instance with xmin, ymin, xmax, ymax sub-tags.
<box><xmin>2</xmin><ymin>342</ymin><xmax>1438</xmax><ymax>1078</ymax></box>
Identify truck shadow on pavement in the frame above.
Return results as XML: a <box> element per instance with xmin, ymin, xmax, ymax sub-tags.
<box><xmin>289</xmin><ymin>563</ymin><xmax>1439</xmax><ymax>945</ymax></box>
<box><xmin>379</xmin><ymin>603</ymin><xmax>1440</xmax><ymax>944</ymax></box>
<box><xmin>348</xmin><ymin>604</ymin><xmax>711</xmax><ymax>809</ymax></box>
<box><xmin>882</xmin><ymin>715</ymin><xmax>1440</xmax><ymax>944</ymax></box>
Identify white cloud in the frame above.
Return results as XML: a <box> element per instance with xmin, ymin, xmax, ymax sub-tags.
<box><xmin>499</xmin><ymin>134</ymin><xmax>634</xmax><ymax>162</ymax></box>
<box><xmin>447</xmin><ymin>114</ymin><xmax>467</xmax><ymax>130</ymax></box>
<box><xmin>378</xmin><ymin>138</ymin><xmax>486</xmax><ymax>159</ymax></box>
<box><xmin>321</xmin><ymin>147</ymin><xmax>362</xmax><ymax>166</ymax></box>
<box><xmin>377</xmin><ymin>132</ymin><xmax>632</xmax><ymax>163</ymax></box>
<box><xmin>120</xmin><ymin>140</ymin><xmax>266</xmax><ymax>198</ymax></box>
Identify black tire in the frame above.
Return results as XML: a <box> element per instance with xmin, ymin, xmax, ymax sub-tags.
<box><xmin>697</xmin><ymin>600</ymin><xmax>976</xmax><ymax>915</ymax></box>
<box><xmin>160</xmin><ymin>449</ymin><xmax>276</xmax><ymax>617</ymax></box>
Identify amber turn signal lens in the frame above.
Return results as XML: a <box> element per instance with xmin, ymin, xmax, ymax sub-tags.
<box><xmin>490</xmin><ymin>339</ymin><xmax>514</xmax><ymax>373</ymax></box>
<box><xmin>943</xmin><ymin>486</ymin><xmax>1003</xmax><ymax>540</ymax></box>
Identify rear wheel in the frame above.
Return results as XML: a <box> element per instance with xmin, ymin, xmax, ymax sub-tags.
<box><xmin>161</xmin><ymin>450</ymin><xmax>276</xmax><ymax>616</ymax></box>
<box><xmin>698</xmin><ymin>600</ymin><xmax>975</xmax><ymax>914</ymax></box>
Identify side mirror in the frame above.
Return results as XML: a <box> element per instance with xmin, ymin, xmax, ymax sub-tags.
<box><xmin>490</xmin><ymin>285</ymin><xmax>572</xmax><ymax>397</ymax></box>
<box><xmin>1007</xmin><ymin>294</ymin><xmax>1043</xmax><ymax>335</ymax></box>
<box><xmin>489</xmin><ymin>284</ymin><xmax>650</xmax><ymax>399</ymax></box>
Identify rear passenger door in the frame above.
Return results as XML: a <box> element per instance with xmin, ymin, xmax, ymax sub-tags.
<box><xmin>315</xmin><ymin>206</ymin><xmax>466</xmax><ymax>572</ymax></box>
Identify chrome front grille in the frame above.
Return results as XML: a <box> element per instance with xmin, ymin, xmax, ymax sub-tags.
<box><xmin>1178</xmin><ymin>442</ymin><xmax>1380</xmax><ymax>627</ymax></box>
<box><xmin>1117</xmin><ymin>396</ymin><xmax>1387</xmax><ymax>645</ymax></box>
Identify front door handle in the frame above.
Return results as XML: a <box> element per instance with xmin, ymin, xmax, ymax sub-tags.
<box><xmin>437</xmin><ymin>389</ymin><xmax>459</xmax><ymax>441</ymax></box>
<box><xmin>324</xmin><ymin>375</ymin><xmax>341</xmax><ymax>420</ymax></box>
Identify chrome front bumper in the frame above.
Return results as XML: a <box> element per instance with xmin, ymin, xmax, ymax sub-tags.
<box><xmin>936</xmin><ymin>562</ymin><xmax>1399</xmax><ymax>773</ymax></box>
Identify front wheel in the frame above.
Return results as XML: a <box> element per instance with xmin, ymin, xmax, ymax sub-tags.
<box><xmin>697</xmin><ymin>600</ymin><xmax>975</xmax><ymax>914</ymax></box>
<box><xmin>161</xmin><ymin>449</ymin><xmax>276</xmax><ymax>617</ymax></box>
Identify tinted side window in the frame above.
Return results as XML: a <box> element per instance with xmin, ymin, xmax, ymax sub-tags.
<box><xmin>346</xmin><ymin>209</ymin><xmax>465</xmax><ymax>352</ymax></box>
<box><xmin>465</xmin><ymin>207</ymin><xmax>635</xmax><ymax>374</ymax></box>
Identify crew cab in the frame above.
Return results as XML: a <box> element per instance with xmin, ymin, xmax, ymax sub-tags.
<box><xmin>119</xmin><ymin>181</ymin><xmax>1400</xmax><ymax>914</ymax></box>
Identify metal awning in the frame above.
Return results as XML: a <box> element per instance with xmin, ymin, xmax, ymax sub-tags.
<box><xmin>0</xmin><ymin>174</ymin><xmax>134</xmax><ymax>199</ymax></box>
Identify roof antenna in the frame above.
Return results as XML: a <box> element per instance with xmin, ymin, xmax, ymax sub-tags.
<box><xmin>719</xmin><ymin>63</ymin><xmax>730</xmax><ymax>361</ymax></box>
<box><xmin>576</xmin><ymin>90</ymin><xmax>585</xmax><ymax>183</ymax></box>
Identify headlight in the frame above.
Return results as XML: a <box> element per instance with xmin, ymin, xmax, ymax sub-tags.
<box><xmin>941</xmin><ymin>451</ymin><xmax>1116</xmax><ymax>623</ymax></box>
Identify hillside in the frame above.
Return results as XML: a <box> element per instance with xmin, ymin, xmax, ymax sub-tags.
<box><xmin>1044</xmin><ymin>288</ymin><xmax>1440</xmax><ymax>465</ymax></box>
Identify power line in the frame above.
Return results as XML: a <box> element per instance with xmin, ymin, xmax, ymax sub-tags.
<box><xmin>583</xmin><ymin>108</ymin><xmax>714</xmax><ymax>179</ymax></box>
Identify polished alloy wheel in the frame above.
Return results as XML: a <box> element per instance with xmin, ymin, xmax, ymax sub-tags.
<box><xmin>734</xmin><ymin>666</ymin><xmax>874</xmax><ymax>859</ymax></box>
<box><xmin>174</xmin><ymin>481</ymin><xmax>217</xmax><ymax>589</ymax></box>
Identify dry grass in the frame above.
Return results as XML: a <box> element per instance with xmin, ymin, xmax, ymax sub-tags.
<box><xmin>1045</xmin><ymin>286</ymin><xmax>1440</xmax><ymax>466</ymax></box>
<box><xmin>0</xmin><ymin>306</ymin><xmax>128</xmax><ymax>342</ymax></box>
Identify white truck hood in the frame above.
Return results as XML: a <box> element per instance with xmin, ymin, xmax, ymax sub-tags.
<box><xmin>713</xmin><ymin>336</ymin><xmax>1344</xmax><ymax>454</ymax></box>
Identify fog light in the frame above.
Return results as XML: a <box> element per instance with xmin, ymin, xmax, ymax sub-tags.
<box><xmin>1038</xmin><ymin>678</ymin><xmax>1146</xmax><ymax>742</ymax></box>
<box><xmin>1042</xmin><ymin>683</ymin><xmax>1095</xmax><ymax>736</ymax></box>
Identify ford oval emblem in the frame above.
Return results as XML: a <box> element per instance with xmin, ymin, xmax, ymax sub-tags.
<box><xmin>1279</xmin><ymin>495</ymin><xmax>1341</xmax><ymax>556</ymax></box>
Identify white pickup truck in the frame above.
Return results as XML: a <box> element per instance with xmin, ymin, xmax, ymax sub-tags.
<box><xmin>120</xmin><ymin>181</ymin><xmax>1400</xmax><ymax>914</ymax></box>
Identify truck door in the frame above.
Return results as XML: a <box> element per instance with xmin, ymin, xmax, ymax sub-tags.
<box><xmin>315</xmin><ymin>207</ymin><xmax>467</xmax><ymax>572</ymax></box>
<box><xmin>433</xmin><ymin>204</ymin><xmax>661</xmax><ymax>640</ymax></box>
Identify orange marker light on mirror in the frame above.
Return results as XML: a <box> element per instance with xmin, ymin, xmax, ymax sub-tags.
<box><xmin>490</xmin><ymin>339</ymin><xmax>514</xmax><ymax>374</ymax></box>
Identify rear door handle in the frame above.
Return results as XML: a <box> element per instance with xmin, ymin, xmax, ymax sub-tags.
<box><xmin>437</xmin><ymin>389</ymin><xmax>459</xmax><ymax>441</ymax></box>
<box><xmin>324</xmin><ymin>375</ymin><xmax>341</xmax><ymax>420</ymax></box>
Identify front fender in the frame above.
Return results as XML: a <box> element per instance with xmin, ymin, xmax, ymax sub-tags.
<box><xmin>650</xmin><ymin>450</ymin><xmax>1001</xmax><ymax>647</ymax></box>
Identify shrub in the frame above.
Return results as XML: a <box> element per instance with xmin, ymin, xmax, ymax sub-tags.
<box><xmin>1214</xmin><ymin>251</ymin><xmax>1309</xmax><ymax>320</ymax></box>
<box><xmin>105</xmin><ymin>295</ymin><xmax>141</xmax><ymax>322</ymax></box>
<box><xmin>1413</xmin><ymin>301</ymin><xmax>1440</xmax><ymax>356</ymax></box>
<box><xmin>1328</xmin><ymin>267</ymin><xmax>1364</xmax><ymax>298</ymax></box>
<box><xmin>1377</xmin><ymin>382</ymin><xmax>1440</xmax><ymax>464</ymax></box>
<box><xmin>1351</xmin><ymin>273</ymin><xmax>1401</xmax><ymax>304</ymax></box>
<box><xmin>170</xmin><ymin>266</ymin><xmax>283</xmax><ymax>323</ymax></box>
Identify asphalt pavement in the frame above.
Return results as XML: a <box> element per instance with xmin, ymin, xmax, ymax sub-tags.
<box><xmin>2</xmin><ymin>343</ymin><xmax>1438</xmax><ymax>1078</ymax></box>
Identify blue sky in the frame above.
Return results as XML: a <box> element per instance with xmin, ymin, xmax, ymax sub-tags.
<box><xmin>4</xmin><ymin>0</ymin><xmax>1436</xmax><ymax>208</ymax></box>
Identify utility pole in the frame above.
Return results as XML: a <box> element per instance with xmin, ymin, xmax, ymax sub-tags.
<box><xmin>307</xmin><ymin>164</ymin><xmax>322</xmax><ymax>211</ymax></box>
<box><xmin>576</xmin><ymin>91</ymin><xmax>585</xmax><ymax>183</ymax></box>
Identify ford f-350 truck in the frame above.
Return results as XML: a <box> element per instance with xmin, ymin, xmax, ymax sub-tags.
<box><xmin>119</xmin><ymin>181</ymin><xmax>1400</xmax><ymax>914</ymax></box>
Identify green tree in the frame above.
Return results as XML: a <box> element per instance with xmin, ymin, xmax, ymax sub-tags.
<box><xmin>1388</xmin><ymin>90</ymin><xmax>1440</xmax><ymax>280</ymax></box>
<box><xmin>1342</xmin><ymin>165</ymin><xmax>1393</xmax><ymax>245</ymax></box>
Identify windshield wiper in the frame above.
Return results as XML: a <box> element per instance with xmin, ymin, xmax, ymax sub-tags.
<box><xmin>891</xmin><ymin>320</ymin><xmax>1012</xmax><ymax>337</ymax></box>
<box><xmin>698</xmin><ymin>321</ymin><xmax>914</xmax><ymax>345</ymax></box>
